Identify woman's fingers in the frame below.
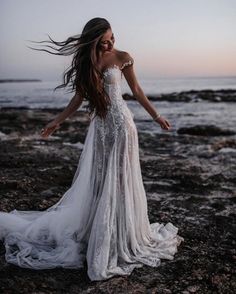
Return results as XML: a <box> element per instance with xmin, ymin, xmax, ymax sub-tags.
<box><xmin>153</xmin><ymin>116</ymin><xmax>172</xmax><ymax>131</ymax></box>
<box><xmin>165</xmin><ymin>119</ymin><xmax>171</xmax><ymax>127</ymax></box>
<box><xmin>40</xmin><ymin>126</ymin><xmax>56</xmax><ymax>138</ymax></box>
<box><xmin>41</xmin><ymin>129</ymin><xmax>49</xmax><ymax>138</ymax></box>
<box><xmin>160</xmin><ymin>119</ymin><xmax>171</xmax><ymax>130</ymax></box>
<box><xmin>40</xmin><ymin>121</ymin><xmax>60</xmax><ymax>138</ymax></box>
<box><xmin>165</xmin><ymin>120</ymin><xmax>171</xmax><ymax>129</ymax></box>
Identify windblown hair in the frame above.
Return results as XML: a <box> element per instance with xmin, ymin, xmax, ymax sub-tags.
<box><xmin>27</xmin><ymin>17</ymin><xmax>112</xmax><ymax>119</ymax></box>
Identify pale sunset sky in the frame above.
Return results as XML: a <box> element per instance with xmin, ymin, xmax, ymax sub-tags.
<box><xmin>0</xmin><ymin>0</ymin><xmax>235</xmax><ymax>81</ymax></box>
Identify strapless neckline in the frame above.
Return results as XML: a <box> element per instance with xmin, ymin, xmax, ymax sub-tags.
<box><xmin>102</xmin><ymin>64</ymin><xmax>122</xmax><ymax>76</ymax></box>
<box><xmin>102</xmin><ymin>59</ymin><xmax>134</xmax><ymax>76</ymax></box>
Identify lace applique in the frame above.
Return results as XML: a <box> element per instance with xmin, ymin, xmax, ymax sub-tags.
<box><xmin>93</xmin><ymin>64</ymin><xmax>136</xmax><ymax>187</ymax></box>
<box><xmin>103</xmin><ymin>64</ymin><xmax>121</xmax><ymax>77</ymax></box>
<box><xmin>102</xmin><ymin>59</ymin><xmax>134</xmax><ymax>77</ymax></box>
<box><xmin>120</xmin><ymin>59</ymin><xmax>133</xmax><ymax>70</ymax></box>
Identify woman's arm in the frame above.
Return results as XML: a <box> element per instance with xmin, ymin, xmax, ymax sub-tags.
<box><xmin>53</xmin><ymin>92</ymin><xmax>84</xmax><ymax>125</ymax></box>
<box><xmin>41</xmin><ymin>92</ymin><xmax>83</xmax><ymax>138</ymax></box>
<box><xmin>122</xmin><ymin>54</ymin><xmax>170</xmax><ymax>130</ymax></box>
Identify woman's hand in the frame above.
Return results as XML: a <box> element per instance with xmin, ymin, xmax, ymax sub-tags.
<box><xmin>40</xmin><ymin>121</ymin><xmax>60</xmax><ymax>138</ymax></box>
<box><xmin>155</xmin><ymin>116</ymin><xmax>171</xmax><ymax>130</ymax></box>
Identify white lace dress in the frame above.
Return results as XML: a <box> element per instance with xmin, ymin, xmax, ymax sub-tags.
<box><xmin>0</xmin><ymin>59</ymin><xmax>184</xmax><ymax>281</ymax></box>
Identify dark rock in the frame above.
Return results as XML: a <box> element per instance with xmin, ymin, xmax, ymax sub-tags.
<box><xmin>211</xmin><ymin>139</ymin><xmax>236</xmax><ymax>151</ymax></box>
<box><xmin>121</xmin><ymin>89</ymin><xmax>236</xmax><ymax>103</ymax></box>
<box><xmin>0</xmin><ymin>79</ymin><xmax>42</xmax><ymax>83</ymax></box>
<box><xmin>177</xmin><ymin>125</ymin><xmax>235</xmax><ymax>136</ymax></box>
<box><xmin>0</xmin><ymin>108</ymin><xmax>235</xmax><ymax>293</ymax></box>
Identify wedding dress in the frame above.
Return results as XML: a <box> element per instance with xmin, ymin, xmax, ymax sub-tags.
<box><xmin>0</xmin><ymin>59</ymin><xmax>184</xmax><ymax>281</ymax></box>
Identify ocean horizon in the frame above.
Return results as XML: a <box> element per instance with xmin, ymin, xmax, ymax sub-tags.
<box><xmin>0</xmin><ymin>75</ymin><xmax>235</xmax><ymax>135</ymax></box>
<box><xmin>0</xmin><ymin>75</ymin><xmax>235</xmax><ymax>110</ymax></box>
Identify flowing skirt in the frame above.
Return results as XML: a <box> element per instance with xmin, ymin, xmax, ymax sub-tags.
<box><xmin>0</xmin><ymin>108</ymin><xmax>184</xmax><ymax>281</ymax></box>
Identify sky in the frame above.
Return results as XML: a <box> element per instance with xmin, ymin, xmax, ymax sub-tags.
<box><xmin>0</xmin><ymin>0</ymin><xmax>236</xmax><ymax>81</ymax></box>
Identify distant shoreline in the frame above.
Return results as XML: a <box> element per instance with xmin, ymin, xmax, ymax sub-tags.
<box><xmin>124</xmin><ymin>88</ymin><xmax>236</xmax><ymax>102</ymax></box>
<box><xmin>0</xmin><ymin>79</ymin><xmax>42</xmax><ymax>83</ymax></box>
<box><xmin>0</xmin><ymin>89</ymin><xmax>235</xmax><ymax>110</ymax></box>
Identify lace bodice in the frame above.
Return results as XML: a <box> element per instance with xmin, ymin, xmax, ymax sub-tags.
<box><xmin>101</xmin><ymin>59</ymin><xmax>134</xmax><ymax>118</ymax></box>
<box><xmin>93</xmin><ymin>59</ymin><xmax>135</xmax><ymax>140</ymax></box>
<box><xmin>92</xmin><ymin>59</ymin><xmax>136</xmax><ymax>184</ymax></box>
<box><xmin>102</xmin><ymin>60</ymin><xmax>133</xmax><ymax>92</ymax></box>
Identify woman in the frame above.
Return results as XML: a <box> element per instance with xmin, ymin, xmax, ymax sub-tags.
<box><xmin>0</xmin><ymin>17</ymin><xmax>184</xmax><ymax>281</ymax></box>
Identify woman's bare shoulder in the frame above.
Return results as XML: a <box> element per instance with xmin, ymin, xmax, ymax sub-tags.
<box><xmin>115</xmin><ymin>50</ymin><xmax>134</xmax><ymax>63</ymax></box>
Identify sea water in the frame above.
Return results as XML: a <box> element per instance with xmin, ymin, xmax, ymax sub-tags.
<box><xmin>0</xmin><ymin>76</ymin><xmax>235</xmax><ymax>134</ymax></box>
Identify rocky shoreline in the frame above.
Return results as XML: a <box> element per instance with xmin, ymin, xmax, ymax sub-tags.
<box><xmin>0</xmin><ymin>107</ymin><xmax>235</xmax><ymax>293</ymax></box>
<box><xmin>123</xmin><ymin>88</ymin><xmax>236</xmax><ymax>102</ymax></box>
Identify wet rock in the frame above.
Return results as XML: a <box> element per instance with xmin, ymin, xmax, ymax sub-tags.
<box><xmin>211</xmin><ymin>138</ymin><xmax>236</xmax><ymax>151</ymax></box>
<box><xmin>122</xmin><ymin>89</ymin><xmax>236</xmax><ymax>103</ymax></box>
<box><xmin>177</xmin><ymin>125</ymin><xmax>235</xmax><ymax>136</ymax></box>
<box><xmin>40</xmin><ymin>187</ymin><xmax>59</xmax><ymax>198</ymax></box>
<box><xmin>0</xmin><ymin>108</ymin><xmax>235</xmax><ymax>293</ymax></box>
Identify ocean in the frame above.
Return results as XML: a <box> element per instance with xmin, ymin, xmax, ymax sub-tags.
<box><xmin>0</xmin><ymin>76</ymin><xmax>235</xmax><ymax>134</ymax></box>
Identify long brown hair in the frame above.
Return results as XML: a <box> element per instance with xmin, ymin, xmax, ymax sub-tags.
<box><xmin>27</xmin><ymin>17</ymin><xmax>112</xmax><ymax>119</ymax></box>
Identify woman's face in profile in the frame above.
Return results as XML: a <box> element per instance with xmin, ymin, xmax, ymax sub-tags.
<box><xmin>99</xmin><ymin>29</ymin><xmax>115</xmax><ymax>52</ymax></box>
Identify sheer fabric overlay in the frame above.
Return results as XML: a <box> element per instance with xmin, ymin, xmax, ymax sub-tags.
<box><xmin>0</xmin><ymin>59</ymin><xmax>184</xmax><ymax>281</ymax></box>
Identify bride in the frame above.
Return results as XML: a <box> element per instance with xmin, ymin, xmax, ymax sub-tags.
<box><xmin>0</xmin><ymin>17</ymin><xmax>184</xmax><ymax>281</ymax></box>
